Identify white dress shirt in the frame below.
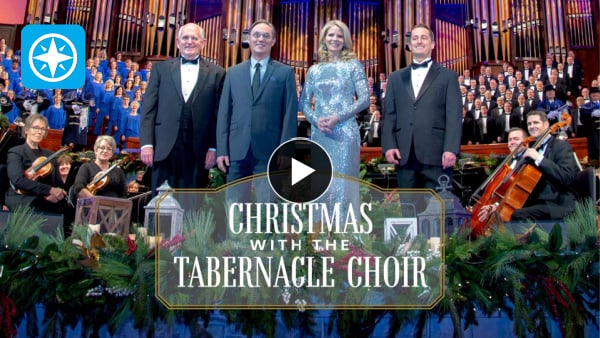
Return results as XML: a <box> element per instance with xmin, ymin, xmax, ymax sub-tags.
<box><xmin>181</xmin><ymin>58</ymin><xmax>200</xmax><ymax>102</ymax></box>
<box><xmin>411</xmin><ymin>58</ymin><xmax>432</xmax><ymax>97</ymax></box>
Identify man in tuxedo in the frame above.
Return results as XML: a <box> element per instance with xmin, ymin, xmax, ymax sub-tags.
<box><xmin>483</xmin><ymin>90</ymin><xmax>497</xmax><ymax>111</ymax></box>
<box><xmin>460</xmin><ymin>85</ymin><xmax>468</xmax><ymax>105</ymax></box>
<box><xmin>514</xmin><ymin>70</ymin><xmax>529</xmax><ymax>87</ymax></box>
<box><xmin>477</xmin><ymin>84</ymin><xmax>487</xmax><ymax>102</ymax></box>
<box><xmin>363</xmin><ymin>108</ymin><xmax>382</xmax><ymax>147</ymax></box>
<box><xmin>483</xmin><ymin>66</ymin><xmax>495</xmax><ymax>87</ymax></box>
<box><xmin>382</xmin><ymin>24</ymin><xmax>461</xmax><ymax>190</ymax></box>
<box><xmin>579</xmin><ymin>87</ymin><xmax>600</xmax><ymax>164</ymax></box>
<box><xmin>581</xmin><ymin>87</ymin><xmax>591</xmax><ymax>104</ymax></box>
<box><xmin>489</xmin><ymin>79</ymin><xmax>499</xmax><ymax>98</ymax></box>
<box><xmin>468</xmin><ymin>79</ymin><xmax>478</xmax><ymax>94</ymax></box>
<box><xmin>504</xmin><ymin>89</ymin><xmax>517</xmax><ymax>107</ymax></box>
<box><xmin>510</xmin><ymin>111</ymin><xmax>578</xmax><ymax>220</ymax></box>
<box><xmin>475</xmin><ymin>105</ymin><xmax>494</xmax><ymax>144</ymax></box>
<box><xmin>464</xmin><ymin>91</ymin><xmax>475</xmax><ymax>112</ymax></box>
<box><xmin>542</xmin><ymin>56</ymin><xmax>555</xmax><ymax>80</ymax></box>
<box><xmin>512</xmin><ymin>94</ymin><xmax>531</xmax><ymax>130</ymax></box>
<box><xmin>140</xmin><ymin>23</ymin><xmax>226</xmax><ymax>191</ymax></box>
<box><xmin>534</xmin><ymin>64</ymin><xmax>548</xmax><ymax>84</ymax></box>
<box><xmin>216</xmin><ymin>20</ymin><xmax>297</xmax><ymax>185</ymax></box>
<box><xmin>548</xmin><ymin>74</ymin><xmax>568</xmax><ymax>102</ymax></box>
<box><xmin>526</xmin><ymin>88</ymin><xmax>540</xmax><ymax>110</ymax></box>
<box><xmin>496</xmin><ymin>73</ymin><xmax>507</xmax><ymax>87</ymax></box>
<box><xmin>515</xmin><ymin>82</ymin><xmax>527</xmax><ymax>98</ymax></box>
<box><xmin>494</xmin><ymin>101</ymin><xmax>514</xmax><ymax>143</ymax></box>
<box><xmin>521</xmin><ymin>59</ymin><xmax>532</xmax><ymax>80</ymax></box>
<box><xmin>461</xmin><ymin>106</ymin><xmax>476</xmax><ymax>145</ymax></box>
<box><xmin>462</xmin><ymin>69</ymin><xmax>472</xmax><ymax>87</ymax></box>
<box><xmin>564</xmin><ymin>55</ymin><xmax>583</xmax><ymax>97</ymax></box>
<box><xmin>569</xmin><ymin>96</ymin><xmax>585</xmax><ymax>138</ymax></box>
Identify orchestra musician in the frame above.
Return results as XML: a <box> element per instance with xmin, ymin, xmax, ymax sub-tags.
<box><xmin>476</xmin><ymin>111</ymin><xmax>579</xmax><ymax>223</ymax></box>
<box><xmin>5</xmin><ymin>114</ymin><xmax>73</xmax><ymax>233</ymax></box>
<box><xmin>72</xmin><ymin>135</ymin><xmax>127</xmax><ymax>199</ymax></box>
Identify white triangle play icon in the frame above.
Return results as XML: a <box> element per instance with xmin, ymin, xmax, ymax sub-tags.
<box><xmin>291</xmin><ymin>158</ymin><xmax>315</xmax><ymax>186</ymax></box>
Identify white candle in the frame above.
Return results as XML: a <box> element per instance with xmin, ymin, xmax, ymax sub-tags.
<box><xmin>137</xmin><ymin>227</ymin><xmax>147</xmax><ymax>237</ymax></box>
<box><xmin>88</xmin><ymin>224</ymin><xmax>101</xmax><ymax>234</ymax></box>
<box><xmin>427</xmin><ymin>237</ymin><xmax>441</xmax><ymax>251</ymax></box>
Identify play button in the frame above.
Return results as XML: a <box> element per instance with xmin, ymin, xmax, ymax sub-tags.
<box><xmin>291</xmin><ymin>158</ymin><xmax>315</xmax><ymax>186</ymax></box>
<box><xmin>268</xmin><ymin>138</ymin><xmax>333</xmax><ymax>203</ymax></box>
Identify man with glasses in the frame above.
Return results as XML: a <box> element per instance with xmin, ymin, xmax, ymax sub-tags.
<box><xmin>140</xmin><ymin>23</ymin><xmax>225</xmax><ymax>192</ymax></box>
<box><xmin>216</xmin><ymin>20</ymin><xmax>297</xmax><ymax>188</ymax></box>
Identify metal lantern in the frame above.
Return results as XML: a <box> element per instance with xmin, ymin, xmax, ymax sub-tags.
<box><xmin>418</xmin><ymin>175</ymin><xmax>471</xmax><ymax>237</ymax></box>
<box><xmin>144</xmin><ymin>181</ymin><xmax>184</xmax><ymax>240</ymax></box>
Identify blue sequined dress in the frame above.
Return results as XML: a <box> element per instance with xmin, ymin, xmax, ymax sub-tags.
<box><xmin>300</xmin><ymin>59</ymin><xmax>369</xmax><ymax>204</ymax></box>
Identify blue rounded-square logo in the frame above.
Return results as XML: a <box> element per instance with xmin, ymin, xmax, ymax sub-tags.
<box><xmin>21</xmin><ymin>24</ymin><xmax>85</xmax><ymax>89</ymax></box>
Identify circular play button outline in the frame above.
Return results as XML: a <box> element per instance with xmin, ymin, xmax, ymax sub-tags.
<box><xmin>267</xmin><ymin>137</ymin><xmax>333</xmax><ymax>203</ymax></box>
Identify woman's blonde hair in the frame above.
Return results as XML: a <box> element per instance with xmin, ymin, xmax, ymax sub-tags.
<box><xmin>94</xmin><ymin>135</ymin><xmax>116</xmax><ymax>151</ymax></box>
<box><xmin>317</xmin><ymin>20</ymin><xmax>356</xmax><ymax>62</ymax></box>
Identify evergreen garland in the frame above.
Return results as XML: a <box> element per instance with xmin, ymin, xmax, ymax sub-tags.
<box><xmin>0</xmin><ymin>199</ymin><xmax>598</xmax><ymax>337</ymax></box>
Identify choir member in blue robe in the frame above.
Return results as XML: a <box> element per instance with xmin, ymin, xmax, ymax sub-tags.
<box><xmin>107</xmin><ymin>86</ymin><xmax>124</xmax><ymax>136</ymax></box>
<box><xmin>41</xmin><ymin>94</ymin><xmax>66</xmax><ymax>130</ymax></box>
<box><xmin>94</xmin><ymin>80</ymin><xmax>115</xmax><ymax>135</ymax></box>
<box><xmin>123</xmin><ymin>100</ymin><xmax>140</xmax><ymax>148</ymax></box>
<box><xmin>87</xmin><ymin>72</ymin><xmax>105</xmax><ymax>128</ymax></box>
<box><xmin>114</xmin><ymin>95</ymin><xmax>131</xmax><ymax>146</ymax></box>
<box><xmin>123</xmin><ymin>79</ymin><xmax>135</xmax><ymax>101</ymax></box>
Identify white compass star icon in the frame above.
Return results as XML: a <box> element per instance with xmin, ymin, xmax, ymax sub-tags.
<box><xmin>28</xmin><ymin>33</ymin><xmax>78</xmax><ymax>82</ymax></box>
<box><xmin>33</xmin><ymin>38</ymin><xmax>72</xmax><ymax>77</ymax></box>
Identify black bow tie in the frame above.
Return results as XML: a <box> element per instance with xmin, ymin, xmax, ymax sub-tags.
<box><xmin>411</xmin><ymin>59</ymin><xmax>431</xmax><ymax>70</ymax></box>
<box><xmin>181</xmin><ymin>57</ymin><xmax>199</xmax><ymax>65</ymax></box>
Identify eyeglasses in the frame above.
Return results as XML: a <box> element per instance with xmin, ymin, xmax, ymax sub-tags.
<box><xmin>251</xmin><ymin>32</ymin><xmax>272</xmax><ymax>40</ymax></box>
<box><xmin>97</xmin><ymin>146</ymin><xmax>113</xmax><ymax>152</ymax></box>
<box><xmin>29</xmin><ymin>126</ymin><xmax>47</xmax><ymax>133</ymax></box>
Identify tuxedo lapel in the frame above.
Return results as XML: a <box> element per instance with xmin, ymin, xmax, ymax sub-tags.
<box><xmin>401</xmin><ymin>69</ymin><xmax>415</xmax><ymax>102</ymax></box>
<box><xmin>170</xmin><ymin>60</ymin><xmax>184</xmax><ymax>102</ymax></box>
<box><xmin>189</xmin><ymin>59</ymin><xmax>210</xmax><ymax>103</ymax></box>
<box><xmin>415</xmin><ymin>63</ymin><xmax>441</xmax><ymax>103</ymax></box>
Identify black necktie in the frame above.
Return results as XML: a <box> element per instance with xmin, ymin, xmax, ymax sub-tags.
<box><xmin>181</xmin><ymin>57</ymin><xmax>199</xmax><ymax>65</ymax></box>
<box><xmin>411</xmin><ymin>59</ymin><xmax>431</xmax><ymax>70</ymax></box>
<box><xmin>252</xmin><ymin>63</ymin><xmax>261</xmax><ymax>98</ymax></box>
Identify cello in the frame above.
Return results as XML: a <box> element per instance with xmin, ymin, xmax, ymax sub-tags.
<box><xmin>469</xmin><ymin>113</ymin><xmax>572</xmax><ymax>236</ymax></box>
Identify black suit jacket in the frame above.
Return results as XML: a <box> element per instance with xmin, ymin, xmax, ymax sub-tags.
<box><xmin>140</xmin><ymin>58</ymin><xmax>225</xmax><ymax>163</ymax></box>
<box><xmin>523</xmin><ymin>137</ymin><xmax>578</xmax><ymax>218</ymax></box>
<box><xmin>511</xmin><ymin>104</ymin><xmax>530</xmax><ymax>130</ymax></box>
<box><xmin>475</xmin><ymin>116</ymin><xmax>493</xmax><ymax>144</ymax></box>
<box><xmin>382</xmin><ymin>62</ymin><xmax>462</xmax><ymax>166</ymax></box>
<box><xmin>569</xmin><ymin>107</ymin><xmax>584</xmax><ymax>136</ymax></box>
<box><xmin>461</xmin><ymin>116</ymin><xmax>476</xmax><ymax>145</ymax></box>
<box><xmin>564</xmin><ymin>63</ymin><xmax>583</xmax><ymax>93</ymax></box>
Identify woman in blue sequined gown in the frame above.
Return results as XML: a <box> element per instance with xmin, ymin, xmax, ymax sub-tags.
<box><xmin>300</xmin><ymin>20</ymin><xmax>369</xmax><ymax>205</ymax></box>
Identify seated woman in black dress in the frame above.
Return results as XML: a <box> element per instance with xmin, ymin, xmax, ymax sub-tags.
<box><xmin>5</xmin><ymin>114</ymin><xmax>73</xmax><ymax>232</ymax></box>
<box><xmin>72</xmin><ymin>135</ymin><xmax>127</xmax><ymax>199</ymax></box>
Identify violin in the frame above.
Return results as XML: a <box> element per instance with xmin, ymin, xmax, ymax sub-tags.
<box><xmin>469</xmin><ymin>112</ymin><xmax>572</xmax><ymax>236</ymax></box>
<box><xmin>86</xmin><ymin>159</ymin><xmax>124</xmax><ymax>195</ymax></box>
<box><xmin>13</xmin><ymin>145</ymin><xmax>71</xmax><ymax>195</ymax></box>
